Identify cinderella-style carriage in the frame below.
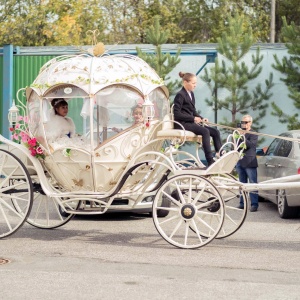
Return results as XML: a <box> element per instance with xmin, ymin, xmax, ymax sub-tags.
<box><xmin>0</xmin><ymin>50</ymin><xmax>254</xmax><ymax>249</ymax></box>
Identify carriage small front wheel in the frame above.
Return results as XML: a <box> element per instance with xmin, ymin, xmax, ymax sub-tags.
<box><xmin>152</xmin><ymin>174</ymin><xmax>225</xmax><ymax>249</ymax></box>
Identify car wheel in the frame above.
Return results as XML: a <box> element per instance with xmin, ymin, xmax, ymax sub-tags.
<box><xmin>277</xmin><ymin>189</ymin><xmax>299</xmax><ymax>219</ymax></box>
<box><xmin>156</xmin><ymin>189</ymin><xmax>172</xmax><ymax>218</ymax></box>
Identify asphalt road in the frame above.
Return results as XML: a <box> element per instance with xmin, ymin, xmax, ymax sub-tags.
<box><xmin>1</xmin><ymin>201</ymin><xmax>299</xmax><ymax>300</ymax></box>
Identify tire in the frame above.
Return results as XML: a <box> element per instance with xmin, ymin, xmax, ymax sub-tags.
<box><xmin>0</xmin><ymin>149</ymin><xmax>33</xmax><ymax>238</ymax></box>
<box><xmin>277</xmin><ymin>189</ymin><xmax>299</xmax><ymax>219</ymax></box>
<box><xmin>156</xmin><ymin>188</ymin><xmax>171</xmax><ymax>218</ymax></box>
<box><xmin>152</xmin><ymin>174</ymin><xmax>224</xmax><ymax>249</ymax></box>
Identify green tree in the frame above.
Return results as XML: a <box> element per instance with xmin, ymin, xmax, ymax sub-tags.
<box><xmin>0</xmin><ymin>0</ymin><xmax>105</xmax><ymax>46</ymax></box>
<box><xmin>272</xmin><ymin>17</ymin><xmax>300</xmax><ymax>129</ymax></box>
<box><xmin>208</xmin><ymin>0</ymin><xmax>271</xmax><ymax>43</ymax></box>
<box><xmin>201</xmin><ymin>14</ymin><xmax>274</xmax><ymax>134</ymax></box>
<box><xmin>275</xmin><ymin>0</ymin><xmax>300</xmax><ymax>42</ymax></box>
<box><xmin>0</xmin><ymin>0</ymin><xmax>51</xmax><ymax>46</ymax></box>
<box><xmin>136</xmin><ymin>16</ymin><xmax>181</xmax><ymax>95</ymax></box>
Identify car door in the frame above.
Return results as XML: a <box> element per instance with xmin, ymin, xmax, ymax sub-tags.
<box><xmin>257</xmin><ymin>137</ymin><xmax>281</xmax><ymax>183</ymax></box>
<box><xmin>262</xmin><ymin>134</ymin><xmax>293</xmax><ymax>201</ymax></box>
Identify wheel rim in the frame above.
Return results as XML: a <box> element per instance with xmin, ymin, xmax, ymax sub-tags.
<box><xmin>209</xmin><ymin>174</ymin><xmax>248</xmax><ymax>239</ymax></box>
<box><xmin>0</xmin><ymin>149</ymin><xmax>33</xmax><ymax>238</ymax></box>
<box><xmin>152</xmin><ymin>174</ymin><xmax>224</xmax><ymax>249</ymax></box>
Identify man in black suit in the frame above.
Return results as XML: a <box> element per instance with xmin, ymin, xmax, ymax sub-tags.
<box><xmin>236</xmin><ymin>115</ymin><xmax>259</xmax><ymax>212</ymax></box>
<box><xmin>173</xmin><ymin>72</ymin><xmax>222</xmax><ymax>166</ymax></box>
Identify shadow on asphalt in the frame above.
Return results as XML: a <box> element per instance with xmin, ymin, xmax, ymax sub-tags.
<box><xmin>72</xmin><ymin>212</ymin><xmax>151</xmax><ymax>222</ymax></box>
<box><xmin>4</xmin><ymin>202</ymin><xmax>299</xmax><ymax>251</ymax></box>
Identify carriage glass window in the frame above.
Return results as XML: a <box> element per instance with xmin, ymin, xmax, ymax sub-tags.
<box><xmin>148</xmin><ymin>88</ymin><xmax>169</xmax><ymax>121</ymax></box>
<box><xmin>43</xmin><ymin>85</ymin><xmax>89</xmax><ymax>137</ymax></box>
<box><xmin>94</xmin><ymin>85</ymin><xmax>144</xmax><ymax>144</ymax></box>
<box><xmin>27</xmin><ymin>92</ymin><xmax>42</xmax><ymax>138</ymax></box>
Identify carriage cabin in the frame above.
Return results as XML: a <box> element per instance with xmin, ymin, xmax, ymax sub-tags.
<box><xmin>25</xmin><ymin>54</ymin><xmax>169</xmax><ymax>192</ymax></box>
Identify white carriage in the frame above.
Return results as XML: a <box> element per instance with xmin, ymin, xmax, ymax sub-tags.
<box><xmin>0</xmin><ymin>52</ymin><xmax>253</xmax><ymax>249</ymax></box>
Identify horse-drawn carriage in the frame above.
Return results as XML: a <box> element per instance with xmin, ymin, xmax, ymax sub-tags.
<box><xmin>0</xmin><ymin>52</ymin><xmax>260</xmax><ymax>249</ymax></box>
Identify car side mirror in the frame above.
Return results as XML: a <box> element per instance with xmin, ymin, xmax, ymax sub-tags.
<box><xmin>256</xmin><ymin>149</ymin><xmax>265</xmax><ymax>156</ymax></box>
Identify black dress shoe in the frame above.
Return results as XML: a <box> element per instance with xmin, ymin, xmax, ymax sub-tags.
<box><xmin>207</xmin><ymin>160</ymin><xmax>215</xmax><ymax>167</ymax></box>
<box><xmin>250</xmin><ymin>206</ymin><xmax>258</xmax><ymax>212</ymax></box>
<box><xmin>237</xmin><ymin>205</ymin><xmax>244</xmax><ymax>209</ymax></box>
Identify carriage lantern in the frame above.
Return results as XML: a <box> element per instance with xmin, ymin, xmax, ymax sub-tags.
<box><xmin>8</xmin><ymin>100</ymin><xmax>19</xmax><ymax>128</ymax></box>
<box><xmin>142</xmin><ymin>96</ymin><xmax>155</xmax><ymax>123</ymax></box>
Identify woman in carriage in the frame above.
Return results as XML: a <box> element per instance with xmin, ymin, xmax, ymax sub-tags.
<box><xmin>45</xmin><ymin>98</ymin><xmax>76</xmax><ymax>142</ymax></box>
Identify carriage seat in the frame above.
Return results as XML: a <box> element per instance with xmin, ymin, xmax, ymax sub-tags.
<box><xmin>48</xmin><ymin>135</ymin><xmax>91</xmax><ymax>152</ymax></box>
<box><xmin>175</xmin><ymin>150</ymin><xmax>240</xmax><ymax>175</ymax></box>
<box><xmin>156</xmin><ymin>114</ymin><xmax>202</xmax><ymax>143</ymax></box>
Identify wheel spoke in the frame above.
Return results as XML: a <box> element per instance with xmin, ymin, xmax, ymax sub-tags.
<box><xmin>161</xmin><ymin>190</ymin><xmax>181</xmax><ymax>206</ymax></box>
<box><xmin>158</xmin><ymin>214</ymin><xmax>180</xmax><ymax>225</ymax></box>
<box><xmin>190</xmin><ymin>219</ymin><xmax>203</xmax><ymax>243</ymax></box>
<box><xmin>191</xmin><ymin>184</ymin><xmax>206</xmax><ymax>205</ymax></box>
<box><xmin>175</xmin><ymin>182</ymin><xmax>186</xmax><ymax>204</ymax></box>
<box><xmin>187</xmin><ymin>178</ymin><xmax>193</xmax><ymax>204</ymax></box>
<box><xmin>169</xmin><ymin>219</ymin><xmax>183</xmax><ymax>239</ymax></box>
<box><xmin>196</xmin><ymin>197</ymin><xmax>218</xmax><ymax>210</ymax></box>
<box><xmin>184</xmin><ymin>221</ymin><xmax>189</xmax><ymax>246</ymax></box>
<box><xmin>195</xmin><ymin>214</ymin><xmax>218</xmax><ymax>233</ymax></box>
<box><xmin>155</xmin><ymin>206</ymin><xmax>178</xmax><ymax>212</ymax></box>
<box><xmin>0</xmin><ymin>198</ymin><xmax>27</xmax><ymax>218</ymax></box>
<box><xmin>0</xmin><ymin>203</ymin><xmax>13</xmax><ymax>230</ymax></box>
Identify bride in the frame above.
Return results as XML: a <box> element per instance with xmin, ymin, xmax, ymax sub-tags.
<box><xmin>45</xmin><ymin>98</ymin><xmax>76</xmax><ymax>142</ymax></box>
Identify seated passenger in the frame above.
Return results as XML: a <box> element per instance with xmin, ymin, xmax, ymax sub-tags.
<box><xmin>112</xmin><ymin>105</ymin><xmax>144</xmax><ymax>133</ymax></box>
<box><xmin>45</xmin><ymin>98</ymin><xmax>76</xmax><ymax>142</ymax></box>
<box><xmin>132</xmin><ymin>105</ymin><xmax>144</xmax><ymax>124</ymax></box>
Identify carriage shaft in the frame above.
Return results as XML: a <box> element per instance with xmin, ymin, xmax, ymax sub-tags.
<box><xmin>242</xmin><ymin>175</ymin><xmax>300</xmax><ymax>192</ymax></box>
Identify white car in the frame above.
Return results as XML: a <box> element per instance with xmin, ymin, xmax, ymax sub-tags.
<box><xmin>257</xmin><ymin>130</ymin><xmax>300</xmax><ymax>218</ymax></box>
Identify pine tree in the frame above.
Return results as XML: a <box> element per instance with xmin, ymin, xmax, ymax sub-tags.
<box><xmin>272</xmin><ymin>17</ymin><xmax>300</xmax><ymax>130</ymax></box>
<box><xmin>201</xmin><ymin>14</ymin><xmax>274</xmax><ymax>135</ymax></box>
<box><xmin>136</xmin><ymin>15</ymin><xmax>181</xmax><ymax>95</ymax></box>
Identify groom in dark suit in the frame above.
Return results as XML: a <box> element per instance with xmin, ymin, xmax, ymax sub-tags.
<box><xmin>173</xmin><ymin>72</ymin><xmax>222</xmax><ymax>166</ymax></box>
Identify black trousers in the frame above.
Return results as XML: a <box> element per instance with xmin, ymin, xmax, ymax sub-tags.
<box><xmin>178</xmin><ymin>123</ymin><xmax>222</xmax><ymax>164</ymax></box>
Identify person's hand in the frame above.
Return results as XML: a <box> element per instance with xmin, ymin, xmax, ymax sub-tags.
<box><xmin>202</xmin><ymin>118</ymin><xmax>208</xmax><ymax>123</ymax></box>
<box><xmin>194</xmin><ymin>116</ymin><xmax>202</xmax><ymax>124</ymax></box>
<box><xmin>112</xmin><ymin>127</ymin><xmax>121</xmax><ymax>133</ymax></box>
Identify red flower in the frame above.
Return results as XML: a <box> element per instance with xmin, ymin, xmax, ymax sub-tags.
<box><xmin>30</xmin><ymin>149</ymin><xmax>37</xmax><ymax>156</ymax></box>
<box><xmin>145</xmin><ymin>122</ymin><xmax>150</xmax><ymax>127</ymax></box>
<box><xmin>28</xmin><ymin>138</ymin><xmax>37</xmax><ymax>147</ymax></box>
<box><xmin>9</xmin><ymin>127</ymin><xmax>14</xmax><ymax>132</ymax></box>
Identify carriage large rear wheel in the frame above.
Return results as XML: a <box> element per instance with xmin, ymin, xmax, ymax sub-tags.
<box><xmin>0</xmin><ymin>149</ymin><xmax>33</xmax><ymax>238</ymax></box>
<box><xmin>152</xmin><ymin>174</ymin><xmax>224</xmax><ymax>249</ymax></box>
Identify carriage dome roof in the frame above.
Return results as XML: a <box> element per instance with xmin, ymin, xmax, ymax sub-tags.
<box><xmin>27</xmin><ymin>53</ymin><xmax>169</xmax><ymax>98</ymax></box>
